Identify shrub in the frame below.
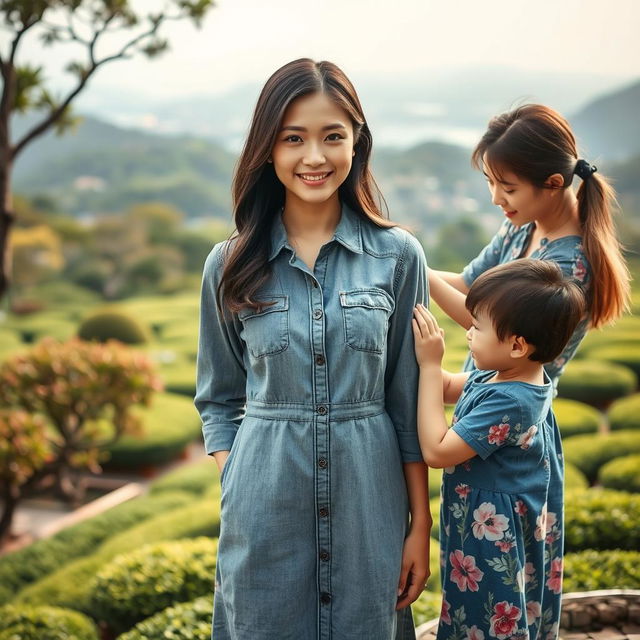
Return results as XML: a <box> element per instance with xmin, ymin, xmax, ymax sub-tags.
<box><xmin>89</xmin><ymin>537</ymin><xmax>217</xmax><ymax>634</ymax></box>
<box><xmin>411</xmin><ymin>590</ymin><xmax>442</xmax><ymax>627</ymax></box>
<box><xmin>608</xmin><ymin>393</ymin><xmax>640</xmax><ymax>431</ymax></box>
<box><xmin>118</xmin><ymin>595</ymin><xmax>212</xmax><ymax>640</ymax></box>
<box><xmin>563</xmin><ymin>550</ymin><xmax>640</xmax><ymax>592</ymax></box>
<box><xmin>552</xmin><ymin>398</ymin><xmax>601</xmax><ymax>438</ymax></box>
<box><xmin>149</xmin><ymin>458</ymin><xmax>218</xmax><ymax>496</ymax></box>
<box><xmin>599</xmin><ymin>454</ymin><xmax>640</xmax><ymax>493</ymax></box>
<box><xmin>0</xmin><ymin>604</ymin><xmax>98</xmax><ymax>640</ymax></box>
<box><xmin>586</xmin><ymin>344</ymin><xmax>640</xmax><ymax>378</ymax></box>
<box><xmin>78</xmin><ymin>310</ymin><xmax>148</xmax><ymax>344</ymax></box>
<box><xmin>562</xmin><ymin>430</ymin><xmax>640</xmax><ymax>481</ymax></box>
<box><xmin>556</xmin><ymin>360</ymin><xmax>637</xmax><ymax>407</ymax></box>
<box><xmin>564</xmin><ymin>462</ymin><xmax>588</xmax><ymax>490</ymax></box>
<box><xmin>564</xmin><ymin>488</ymin><xmax>640</xmax><ymax>552</ymax></box>
<box><xmin>428</xmin><ymin>467</ymin><xmax>443</xmax><ymax>500</ymax></box>
<box><xmin>0</xmin><ymin>491</ymin><xmax>192</xmax><ymax>606</ymax></box>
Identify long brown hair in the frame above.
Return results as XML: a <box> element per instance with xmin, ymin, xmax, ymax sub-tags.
<box><xmin>219</xmin><ymin>58</ymin><xmax>393</xmax><ymax>312</ymax></box>
<box><xmin>472</xmin><ymin>104</ymin><xmax>630</xmax><ymax>328</ymax></box>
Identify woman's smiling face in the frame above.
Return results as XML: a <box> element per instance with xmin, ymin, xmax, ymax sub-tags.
<box><xmin>271</xmin><ymin>91</ymin><xmax>355</xmax><ymax>209</ymax></box>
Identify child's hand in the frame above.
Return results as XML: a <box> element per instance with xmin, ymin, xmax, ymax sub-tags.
<box><xmin>412</xmin><ymin>304</ymin><xmax>445</xmax><ymax>367</ymax></box>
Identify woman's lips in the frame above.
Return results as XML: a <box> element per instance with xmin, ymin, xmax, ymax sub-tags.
<box><xmin>297</xmin><ymin>171</ymin><xmax>332</xmax><ymax>186</ymax></box>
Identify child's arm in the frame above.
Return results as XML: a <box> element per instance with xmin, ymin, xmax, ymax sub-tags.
<box><xmin>428</xmin><ymin>269</ymin><xmax>474</xmax><ymax>330</ymax></box>
<box><xmin>413</xmin><ymin>304</ymin><xmax>476</xmax><ymax>469</ymax></box>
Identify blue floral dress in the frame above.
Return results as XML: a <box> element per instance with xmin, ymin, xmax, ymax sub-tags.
<box><xmin>462</xmin><ymin>220</ymin><xmax>591</xmax><ymax>388</ymax></box>
<box><xmin>437</xmin><ymin>369</ymin><xmax>563</xmax><ymax>640</ymax></box>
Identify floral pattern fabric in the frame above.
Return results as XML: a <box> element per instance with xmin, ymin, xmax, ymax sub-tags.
<box><xmin>437</xmin><ymin>369</ymin><xmax>563</xmax><ymax>640</ymax></box>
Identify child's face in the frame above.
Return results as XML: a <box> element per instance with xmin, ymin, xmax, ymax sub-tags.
<box><xmin>482</xmin><ymin>159</ymin><xmax>549</xmax><ymax>228</ymax></box>
<box><xmin>466</xmin><ymin>310</ymin><xmax>515</xmax><ymax>371</ymax></box>
<box><xmin>271</xmin><ymin>91</ymin><xmax>355</xmax><ymax>210</ymax></box>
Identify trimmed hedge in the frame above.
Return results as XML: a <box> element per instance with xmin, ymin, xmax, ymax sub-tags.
<box><xmin>608</xmin><ymin>393</ymin><xmax>640</xmax><ymax>431</ymax></box>
<box><xmin>552</xmin><ymin>398</ymin><xmax>601</xmax><ymax>438</ymax></box>
<box><xmin>0</xmin><ymin>604</ymin><xmax>98</xmax><ymax>640</ymax></box>
<box><xmin>586</xmin><ymin>344</ymin><xmax>640</xmax><ymax>377</ymax></box>
<box><xmin>563</xmin><ymin>550</ymin><xmax>640</xmax><ymax>592</ymax></box>
<box><xmin>556</xmin><ymin>360</ymin><xmax>637</xmax><ymax>407</ymax></box>
<box><xmin>599</xmin><ymin>454</ymin><xmax>640</xmax><ymax>493</ymax></box>
<box><xmin>564</xmin><ymin>488</ymin><xmax>640</xmax><ymax>552</ymax></box>
<box><xmin>149</xmin><ymin>458</ymin><xmax>218</xmax><ymax>496</ymax></box>
<box><xmin>104</xmin><ymin>392</ymin><xmax>201</xmax><ymax>467</ymax></box>
<box><xmin>562</xmin><ymin>430</ymin><xmax>640</xmax><ymax>482</ymax></box>
<box><xmin>0</xmin><ymin>490</ymin><xmax>192</xmax><ymax>606</ymax></box>
<box><xmin>15</xmin><ymin>496</ymin><xmax>220</xmax><ymax>613</ymax></box>
<box><xmin>78</xmin><ymin>310</ymin><xmax>149</xmax><ymax>344</ymax></box>
<box><xmin>118</xmin><ymin>595</ymin><xmax>212</xmax><ymax>640</ymax></box>
<box><xmin>89</xmin><ymin>537</ymin><xmax>217</xmax><ymax>634</ymax></box>
<box><xmin>564</xmin><ymin>462</ymin><xmax>588</xmax><ymax>490</ymax></box>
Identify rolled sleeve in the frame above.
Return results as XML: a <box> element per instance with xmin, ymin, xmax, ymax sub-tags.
<box><xmin>194</xmin><ymin>243</ymin><xmax>247</xmax><ymax>455</ymax></box>
<box><xmin>384</xmin><ymin>232</ymin><xmax>428</xmax><ymax>463</ymax></box>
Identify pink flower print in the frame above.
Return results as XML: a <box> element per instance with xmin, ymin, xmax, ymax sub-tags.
<box><xmin>526</xmin><ymin>601</ymin><xmax>542</xmax><ymax>625</ymax></box>
<box><xmin>524</xmin><ymin>562</ymin><xmax>535</xmax><ymax>584</ymax></box>
<box><xmin>444</xmin><ymin>466</ymin><xmax>456</xmax><ymax>475</ymax></box>
<box><xmin>440</xmin><ymin>595</ymin><xmax>451</xmax><ymax>625</ymax></box>
<box><xmin>463</xmin><ymin>459</ymin><xmax>472</xmax><ymax>472</ymax></box>
<box><xmin>466</xmin><ymin>626</ymin><xmax>486</xmax><ymax>640</ymax></box>
<box><xmin>545</xmin><ymin>622</ymin><xmax>559</xmax><ymax>640</ymax></box>
<box><xmin>514</xmin><ymin>500</ymin><xmax>528</xmax><ymax>516</ymax></box>
<box><xmin>472</xmin><ymin>502</ymin><xmax>510</xmax><ymax>541</ymax></box>
<box><xmin>517</xmin><ymin>425</ymin><xmax>538</xmax><ymax>450</ymax></box>
<box><xmin>496</xmin><ymin>538</ymin><xmax>515</xmax><ymax>553</ymax></box>
<box><xmin>535</xmin><ymin>505</ymin><xmax>557</xmax><ymax>542</ymax></box>
<box><xmin>455</xmin><ymin>483</ymin><xmax>471</xmax><ymax>499</ymax></box>
<box><xmin>489</xmin><ymin>601</ymin><xmax>522</xmax><ymax>639</ymax></box>
<box><xmin>546</xmin><ymin>557</ymin><xmax>563</xmax><ymax>594</ymax></box>
<box><xmin>488</xmin><ymin>422</ymin><xmax>510</xmax><ymax>445</ymax></box>
<box><xmin>449</xmin><ymin>549</ymin><xmax>485</xmax><ymax>592</ymax></box>
<box><xmin>573</xmin><ymin>257</ymin><xmax>587</xmax><ymax>282</ymax></box>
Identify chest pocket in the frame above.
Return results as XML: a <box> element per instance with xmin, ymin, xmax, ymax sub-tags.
<box><xmin>238</xmin><ymin>296</ymin><xmax>289</xmax><ymax>358</ymax></box>
<box><xmin>339</xmin><ymin>288</ymin><xmax>394</xmax><ymax>354</ymax></box>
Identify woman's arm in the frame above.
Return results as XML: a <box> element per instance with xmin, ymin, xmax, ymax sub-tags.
<box><xmin>431</xmin><ymin>269</ymin><xmax>469</xmax><ymax>293</ymax></box>
<box><xmin>428</xmin><ymin>269</ymin><xmax>473</xmax><ymax>329</ymax></box>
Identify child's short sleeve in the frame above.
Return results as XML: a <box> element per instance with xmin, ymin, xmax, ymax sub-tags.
<box><xmin>452</xmin><ymin>386</ymin><xmax>523</xmax><ymax>460</ymax></box>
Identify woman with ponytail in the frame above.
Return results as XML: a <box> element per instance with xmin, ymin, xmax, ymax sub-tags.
<box><xmin>428</xmin><ymin>104</ymin><xmax>630</xmax><ymax>386</ymax></box>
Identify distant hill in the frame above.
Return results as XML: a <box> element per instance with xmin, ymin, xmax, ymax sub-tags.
<box><xmin>571</xmin><ymin>79</ymin><xmax>640</xmax><ymax>163</ymax></box>
<box><xmin>12</xmin><ymin>114</ymin><xmax>235</xmax><ymax>217</ymax></box>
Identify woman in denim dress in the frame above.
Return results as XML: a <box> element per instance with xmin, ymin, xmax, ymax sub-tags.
<box><xmin>195</xmin><ymin>59</ymin><xmax>431</xmax><ymax>640</ymax></box>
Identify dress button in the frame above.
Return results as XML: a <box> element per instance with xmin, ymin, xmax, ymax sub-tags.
<box><xmin>318</xmin><ymin>457</ymin><xmax>327</xmax><ymax>468</ymax></box>
<box><xmin>319</xmin><ymin>507</ymin><xmax>329</xmax><ymax>517</ymax></box>
<box><xmin>315</xmin><ymin>355</ymin><xmax>325</xmax><ymax>366</ymax></box>
<box><xmin>320</xmin><ymin>592</ymin><xmax>331</xmax><ymax>604</ymax></box>
<box><xmin>313</xmin><ymin>309</ymin><xmax>323</xmax><ymax>320</ymax></box>
<box><xmin>316</xmin><ymin>405</ymin><xmax>327</xmax><ymax>415</ymax></box>
<box><xmin>312</xmin><ymin>280</ymin><xmax>318</xmax><ymax>288</ymax></box>
<box><xmin>319</xmin><ymin>550</ymin><xmax>330</xmax><ymax>562</ymax></box>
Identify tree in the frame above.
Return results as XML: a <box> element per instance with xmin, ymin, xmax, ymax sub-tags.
<box><xmin>0</xmin><ymin>337</ymin><xmax>162</xmax><ymax>543</ymax></box>
<box><xmin>0</xmin><ymin>0</ymin><xmax>215</xmax><ymax>300</ymax></box>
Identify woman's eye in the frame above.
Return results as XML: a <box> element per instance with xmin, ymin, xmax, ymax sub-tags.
<box><xmin>504</xmin><ymin>189</ymin><xmax>515</xmax><ymax>194</ymax></box>
<box><xmin>326</xmin><ymin>132</ymin><xmax>343</xmax><ymax>141</ymax></box>
<box><xmin>284</xmin><ymin>135</ymin><xmax>302</xmax><ymax>143</ymax></box>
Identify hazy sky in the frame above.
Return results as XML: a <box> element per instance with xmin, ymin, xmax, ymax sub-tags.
<box><xmin>12</xmin><ymin>0</ymin><xmax>640</xmax><ymax>101</ymax></box>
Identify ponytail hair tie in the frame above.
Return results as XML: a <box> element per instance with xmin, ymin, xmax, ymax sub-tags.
<box><xmin>574</xmin><ymin>159</ymin><xmax>597</xmax><ymax>181</ymax></box>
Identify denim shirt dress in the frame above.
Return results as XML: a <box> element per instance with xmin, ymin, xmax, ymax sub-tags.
<box><xmin>461</xmin><ymin>220</ymin><xmax>591</xmax><ymax>388</ymax></box>
<box><xmin>195</xmin><ymin>205</ymin><xmax>428</xmax><ymax>640</ymax></box>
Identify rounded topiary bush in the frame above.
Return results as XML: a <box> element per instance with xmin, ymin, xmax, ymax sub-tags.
<box><xmin>563</xmin><ymin>550</ymin><xmax>640</xmax><ymax>592</ymax></box>
<box><xmin>0</xmin><ymin>604</ymin><xmax>98</xmax><ymax>640</ymax></box>
<box><xmin>78</xmin><ymin>310</ymin><xmax>148</xmax><ymax>344</ymax></box>
<box><xmin>557</xmin><ymin>360</ymin><xmax>637</xmax><ymax>407</ymax></box>
<box><xmin>552</xmin><ymin>397</ymin><xmax>601</xmax><ymax>438</ymax></box>
<box><xmin>564</xmin><ymin>462</ymin><xmax>588</xmax><ymax>490</ymax></box>
<box><xmin>564</xmin><ymin>488</ymin><xmax>640</xmax><ymax>552</ymax></box>
<box><xmin>599</xmin><ymin>453</ymin><xmax>640</xmax><ymax>493</ymax></box>
<box><xmin>89</xmin><ymin>537</ymin><xmax>217</xmax><ymax>634</ymax></box>
<box><xmin>149</xmin><ymin>458</ymin><xmax>218</xmax><ymax>496</ymax></box>
<box><xmin>586</xmin><ymin>344</ymin><xmax>640</xmax><ymax>378</ymax></box>
<box><xmin>608</xmin><ymin>393</ymin><xmax>640</xmax><ymax>431</ymax></box>
<box><xmin>562</xmin><ymin>430</ymin><xmax>640</xmax><ymax>482</ymax></box>
<box><xmin>118</xmin><ymin>595</ymin><xmax>212</xmax><ymax>640</ymax></box>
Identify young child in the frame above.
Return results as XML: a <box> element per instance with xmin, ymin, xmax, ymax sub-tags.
<box><xmin>413</xmin><ymin>259</ymin><xmax>585</xmax><ymax>640</ymax></box>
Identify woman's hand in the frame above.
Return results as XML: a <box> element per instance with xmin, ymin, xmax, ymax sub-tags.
<box><xmin>396</xmin><ymin>525</ymin><xmax>431</xmax><ymax>610</ymax></box>
<box><xmin>412</xmin><ymin>304</ymin><xmax>445</xmax><ymax>367</ymax></box>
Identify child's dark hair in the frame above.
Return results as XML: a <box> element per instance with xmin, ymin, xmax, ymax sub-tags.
<box><xmin>465</xmin><ymin>259</ymin><xmax>586</xmax><ymax>363</ymax></box>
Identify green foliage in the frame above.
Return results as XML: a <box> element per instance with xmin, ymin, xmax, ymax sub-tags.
<box><xmin>0</xmin><ymin>491</ymin><xmax>192</xmax><ymax>606</ymax></box>
<box><xmin>428</xmin><ymin>467</ymin><xmax>443</xmax><ymax>499</ymax></box>
<box><xmin>78</xmin><ymin>310</ymin><xmax>149</xmax><ymax>344</ymax></box>
<box><xmin>88</xmin><ymin>537</ymin><xmax>217</xmax><ymax>634</ymax></box>
<box><xmin>563</xmin><ymin>430</ymin><xmax>640</xmax><ymax>481</ymax></box>
<box><xmin>428</xmin><ymin>217</ymin><xmax>489</xmax><ymax>272</ymax></box>
<box><xmin>599</xmin><ymin>454</ymin><xmax>640</xmax><ymax>493</ymax></box>
<box><xmin>411</xmin><ymin>590</ymin><xmax>442</xmax><ymax>627</ymax></box>
<box><xmin>586</xmin><ymin>344</ymin><xmax>640</xmax><ymax>377</ymax></box>
<box><xmin>608</xmin><ymin>393</ymin><xmax>640</xmax><ymax>431</ymax></box>
<box><xmin>563</xmin><ymin>550</ymin><xmax>640</xmax><ymax>592</ymax></box>
<box><xmin>552</xmin><ymin>397</ymin><xmax>601</xmax><ymax>437</ymax></box>
<box><xmin>118</xmin><ymin>595</ymin><xmax>212</xmax><ymax>640</ymax></box>
<box><xmin>149</xmin><ymin>458</ymin><xmax>218</xmax><ymax>496</ymax></box>
<box><xmin>564</xmin><ymin>488</ymin><xmax>640</xmax><ymax>551</ymax></box>
<box><xmin>0</xmin><ymin>604</ymin><xmax>98</xmax><ymax>640</ymax></box>
<box><xmin>564</xmin><ymin>462</ymin><xmax>588</xmax><ymax>490</ymax></box>
<box><xmin>556</xmin><ymin>359</ymin><xmax>637</xmax><ymax>407</ymax></box>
